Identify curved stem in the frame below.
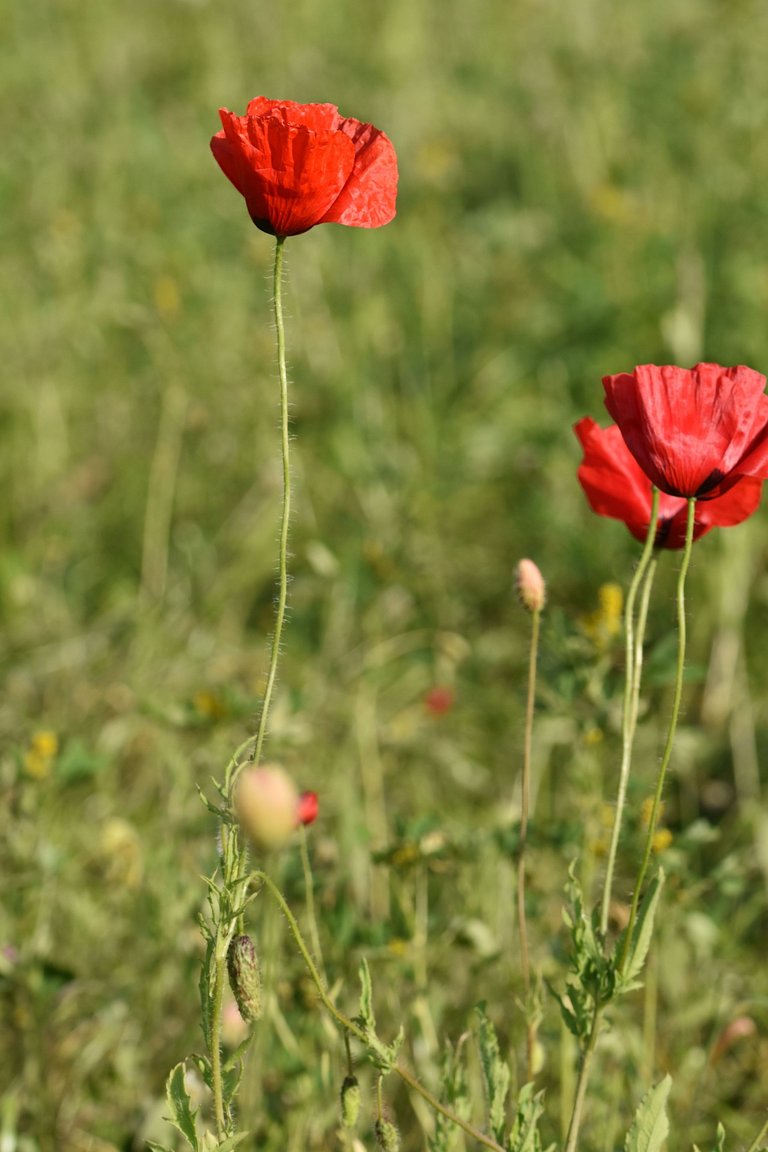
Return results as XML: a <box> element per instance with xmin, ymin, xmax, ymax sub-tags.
<box><xmin>563</xmin><ymin>1005</ymin><xmax>603</xmax><ymax>1152</ymax></box>
<box><xmin>251</xmin><ymin>235</ymin><xmax>291</xmax><ymax>773</ymax></box>
<box><xmin>600</xmin><ymin>489</ymin><xmax>660</xmax><ymax>936</ymax></box>
<box><xmin>251</xmin><ymin>870</ymin><xmax>505</xmax><ymax>1152</ymax></box>
<box><xmin>517</xmin><ymin>605</ymin><xmax>540</xmax><ymax>1079</ymax></box>
<box><xmin>620</xmin><ymin>497</ymin><xmax>696</xmax><ymax>973</ymax></box>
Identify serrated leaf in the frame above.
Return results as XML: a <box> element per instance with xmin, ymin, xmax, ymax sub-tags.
<box><xmin>475</xmin><ymin>1005</ymin><xmax>510</xmax><ymax>1143</ymax></box>
<box><xmin>357</xmin><ymin>957</ymin><xmax>375</xmax><ymax>1029</ymax></box>
<box><xmin>508</xmin><ymin>1082</ymin><xmax>547</xmax><ymax>1152</ymax></box>
<box><xmin>215</xmin><ymin>1134</ymin><xmax>251</xmax><ymax>1151</ymax></box>
<box><xmin>624</xmin><ymin>1074</ymin><xmax>672</xmax><ymax>1152</ymax></box>
<box><xmin>166</xmin><ymin>1062</ymin><xmax>199</xmax><ymax>1150</ymax></box>
<box><xmin>429</xmin><ymin>1039</ymin><xmax>471</xmax><ymax>1152</ymax></box>
<box><xmin>618</xmin><ymin>869</ymin><xmax>665</xmax><ymax>991</ymax></box>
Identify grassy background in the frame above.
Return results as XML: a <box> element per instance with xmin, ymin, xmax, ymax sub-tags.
<box><xmin>4</xmin><ymin>0</ymin><xmax>768</xmax><ymax>1148</ymax></box>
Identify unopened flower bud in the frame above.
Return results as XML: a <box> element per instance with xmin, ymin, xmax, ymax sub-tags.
<box><xmin>375</xmin><ymin>1118</ymin><xmax>401</xmax><ymax>1152</ymax></box>
<box><xmin>340</xmin><ymin>1074</ymin><xmax>360</xmax><ymax>1129</ymax></box>
<box><xmin>297</xmin><ymin>790</ymin><xmax>319</xmax><ymax>827</ymax></box>
<box><xmin>234</xmin><ymin>764</ymin><xmax>299</xmax><ymax>851</ymax></box>
<box><xmin>515</xmin><ymin>558</ymin><xmax>546</xmax><ymax>613</ymax></box>
<box><xmin>226</xmin><ymin>934</ymin><xmax>262</xmax><ymax>1023</ymax></box>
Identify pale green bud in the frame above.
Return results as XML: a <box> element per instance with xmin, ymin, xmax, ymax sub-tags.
<box><xmin>340</xmin><ymin>1074</ymin><xmax>360</xmax><ymax>1129</ymax></box>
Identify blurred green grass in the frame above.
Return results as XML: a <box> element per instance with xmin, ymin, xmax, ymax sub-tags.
<box><xmin>4</xmin><ymin>0</ymin><xmax>768</xmax><ymax>1148</ymax></box>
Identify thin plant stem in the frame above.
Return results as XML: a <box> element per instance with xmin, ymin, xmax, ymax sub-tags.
<box><xmin>251</xmin><ymin>870</ymin><xmax>506</xmax><ymax>1152</ymax></box>
<box><xmin>299</xmin><ymin>824</ymin><xmax>325</xmax><ymax>978</ymax></box>
<box><xmin>745</xmin><ymin>1116</ymin><xmax>768</xmax><ymax>1152</ymax></box>
<box><xmin>251</xmin><ymin>234</ymin><xmax>291</xmax><ymax>772</ymax></box>
<box><xmin>600</xmin><ymin>489</ymin><xmax>660</xmax><ymax>936</ymax></box>
<box><xmin>517</xmin><ymin>604</ymin><xmax>541</xmax><ymax>1080</ymax></box>
<box><xmin>210</xmin><ymin>951</ymin><xmax>227</xmax><ymax>1136</ymax></box>
<box><xmin>563</xmin><ymin>1005</ymin><xmax>604</xmax><ymax>1152</ymax></box>
<box><xmin>620</xmin><ymin>497</ymin><xmax>697</xmax><ymax>973</ymax></box>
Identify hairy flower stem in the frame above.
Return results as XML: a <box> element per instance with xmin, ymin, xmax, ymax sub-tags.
<box><xmin>563</xmin><ymin>1005</ymin><xmax>603</xmax><ymax>1152</ymax></box>
<box><xmin>252</xmin><ymin>234</ymin><xmax>291</xmax><ymax>770</ymax></box>
<box><xmin>517</xmin><ymin>605</ymin><xmax>540</xmax><ymax>1080</ymax></box>
<box><xmin>600</xmin><ymin>489</ymin><xmax>660</xmax><ymax>936</ymax></box>
<box><xmin>210</xmin><ymin>951</ymin><xmax>227</xmax><ymax>1136</ymax></box>
<box><xmin>620</xmin><ymin>497</ymin><xmax>696</xmax><ymax>974</ymax></box>
<box><xmin>251</xmin><ymin>870</ymin><xmax>506</xmax><ymax>1152</ymax></box>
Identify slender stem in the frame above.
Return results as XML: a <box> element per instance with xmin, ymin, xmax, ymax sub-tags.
<box><xmin>251</xmin><ymin>234</ymin><xmax>291</xmax><ymax>771</ymax></box>
<box><xmin>620</xmin><ymin>497</ymin><xmax>696</xmax><ymax>973</ymax></box>
<box><xmin>251</xmin><ymin>870</ymin><xmax>505</xmax><ymax>1152</ymax></box>
<box><xmin>745</xmin><ymin>1116</ymin><xmax>768</xmax><ymax>1152</ymax></box>
<box><xmin>210</xmin><ymin>950</ymin><xmax>227</xmax><ymax>1136</ymax></box>
<box><xmin>600</xmin><ymin>489</ymin><xmax>660</xmax><ymax>936</ymax></box>
<box><xmin>563</xmin><ymin>1005</ymin><xmax>603</xmax><ymax>1152</ymax></box>
<box><xmin>299</xmin><ymin>825</ymin><xmax>325</xmax><ymax>978</ymax></box>
<box><xmin>517</xmin><ymin>605</ymin><xmax>540</xmax><ymax>1079</ymax></box>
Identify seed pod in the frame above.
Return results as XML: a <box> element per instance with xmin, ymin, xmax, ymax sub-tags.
<box><xmin>339</xmin><ymin>1074</ymin><xmax>360</xmax><ymax>1129</ymax></box>
<box><xmin>226</xmin><ymin>934</ymin><xmax>262</xmax><ymax>1023</ymax></box>
<box><xmin>374</xmin><ymin>1118</ymin><xmax>401</xmax><ymax>1152</ymax></box>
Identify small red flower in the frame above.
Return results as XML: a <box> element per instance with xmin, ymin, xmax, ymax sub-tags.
<box><xmin>296</xmin><ymin>790</ymin><xmax>319</xmax><ymax>827</ymax></box>
<box><xmin>211</xmin><ymin>98</ymin><xmax>398</xmax><ymax>238</ymax></box>
<box><xmin>424</xmin><ymin>686</ymin><xmax>455</xmax><ymax>717</ymax></box>
<box><xmin>575</xmin><ymin>417</ymin><xmax>762</xmax><ymax>548</ymax></box>
<box><xmin>602</xmin><ymin>363</ymin><xmax>768</xmax><ymax>499</ymax></box>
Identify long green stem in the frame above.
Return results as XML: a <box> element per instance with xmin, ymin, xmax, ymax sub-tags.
<box><xmin>517</xmin><ymin>605</ymin><xmax>540</xmax><ymax>1080</ymax></box>
<box><xmin>600</xmin><ymin>489</ymin><xmax>660</xmax><ymax>936</ymax></box>
<box><xmin>251</xmin><ymin>870</ymin><xmax>506</xmax><ymax>1152</ymax></box>
<box><xmin>745</xmin><ymin>1115</ymin><xmax>768</xmax><ymax>1152</ymax></box>
<box><xmin>620</xmin><ymin>497</ymin><xmax>696</xmax><ymax>973</ymax></box>
<box><xmin>252</xmin><ymin>235</ymin><xmax>291</xmax><ymax>771</ymax></box>
<box><xmin>563</xmin><ymin>1005</ymin><xmax>604</xmax><ymax>1152</ymax></box>
<box><xmin>210</xmin><ymin>951</ymin><xmax>227</xmax><ymax>1136</ymax></box>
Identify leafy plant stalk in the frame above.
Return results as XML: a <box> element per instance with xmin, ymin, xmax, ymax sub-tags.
<box><xmin>517</xmin><ymin>602</ymin><xmax>541</xmax><ymax>1079</ymax></box>
<box><xmin>600</xmin><ymin>488</ymin><xmax>660</xmax><ymax>936</ymax></box>
<box><xmin>563</xmin><ymin>1004</ymin><xmax>604</xmax><ymax>1152</ymax></box>
<box><xmin>620</xmin><ymin>497</ymin><xmax>696</xmax><ymax>973</ymax></box>
<box><xmin>250</xmin><ymin>870</ymin><xmax>507</xmax><ymax>1152</ymax></box>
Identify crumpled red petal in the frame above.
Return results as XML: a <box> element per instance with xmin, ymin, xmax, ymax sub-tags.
<box><xmin>211</xmin><ymin>98</ymin><xmax>398</xmax><ymax>237</ymax></box>
<box><xmin>603</xmin><ymin>363</ymin><xmax>768</xmax><ymax>498</ymax></box>
<box><xmin>574</xmin><ymin>417</ymin><xmax>763</xmax><ymax>548</ymax></box>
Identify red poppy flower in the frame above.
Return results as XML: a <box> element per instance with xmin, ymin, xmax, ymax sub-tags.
<box><xmin>575</xmin><ymin>417</ymin><xmax>762</xmax><ymax>548</ymax></box>
<box><xmin>211</xmin><ymin>98</ymin><xmax>398</xmax><ymax>237</ymax></box>
<box><xmin>602</xmin><ymin>363</ymin><xmax>768</xmax><ymax>499</ymax></box>
<box><xmin>424</xmin><ymin>686</ymin><xmax>455</xmax><ymax>717</ymax></box>
<box><xmin>296</xmin><ymin>790</ymin><xmax>319</xmax><ymax>827</ymax></box>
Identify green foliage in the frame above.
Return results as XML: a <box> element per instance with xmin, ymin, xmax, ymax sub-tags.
<box><xmin>353</xmin><ymin>958</ymin><xmax>404</xmax><ymax>1074</ymax></box>
<box><xmin>475</xmin><ymin>1005</ymin><xmax>511</xmax><ymax>1145</ymax></box>
<box><xmin>624</xmin><ymin>1075</ymin><xmax>672</xmax><ymax>1152</ymax></box>
<box><xmin>4</xmin><ymin>0</ymin><xmax>768</xmax><ymax>1148</ymax></box>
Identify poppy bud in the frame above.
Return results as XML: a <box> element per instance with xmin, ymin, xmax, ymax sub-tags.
<box><xmin>226</xmin><ymin>934</ymin><xmax>262</xmax><ymax>1023</ymax></box>
<box><xmin>297</xmin><ymin>790</ymin><xmax>319</xmax><ymax>827</ymax></box>
<box><xmin>340</xmin><ymin>1074</ymin><xmax>361</xmax><ymax>1129</ymax></box>
<box><xmin>374</xmin><ymin>1119</ymin><xmax>401</xmax><ymax>1152</ymax></box>
<box><xmin>515</xmin><ymin>558</ymin><xmax>546</xmax><ymax>613</ymax></box>
<box><xmin>234</xmin><ymin>764</ymin><xmax>300</xmax><ymax>851</ymax></box>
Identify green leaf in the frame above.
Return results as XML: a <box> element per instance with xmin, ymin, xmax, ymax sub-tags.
<box><xmin>165</xmin><ymin>1061</ymin><xmax>199</xmax><ymax>1150</ymax></box>
<box><xmin>624</xmin><ymin>1074</ymin><xmax>672</xmax><ymax>1152</ymax></box>
<box><xmin>357</xmin><ymin>957</ymin><xmax>375</xmax><ymax>1030</ymax></box>
<box><xmin>475</xmin><ymin>1005</ymin><xmax>510</xmax><ymax>1144</ymax></box>
<box><xmin>507</xmin><ymin>1082</ymin><xmax>550</xmax><ymax>1152</ymax></box>
<box><xmin>146</xmin><ymin>1144</ymin><xmax>173</xmax><ymax>1152</ymax></box>
<box><xmin>429</xmin><ymin>1039</ymin><xmax>471</xmax><ymax>1152</ymax></box>
<box><xmin>618</xmin><ymin>869</ymin><xmax>665</xmax><ymax>993</ymax></box>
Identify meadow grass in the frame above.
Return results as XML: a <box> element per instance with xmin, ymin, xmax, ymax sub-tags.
<box><xmin>3</xmin><ymin>0</ymin><xmax>768</xmax><ymax>1148</ymax></box>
